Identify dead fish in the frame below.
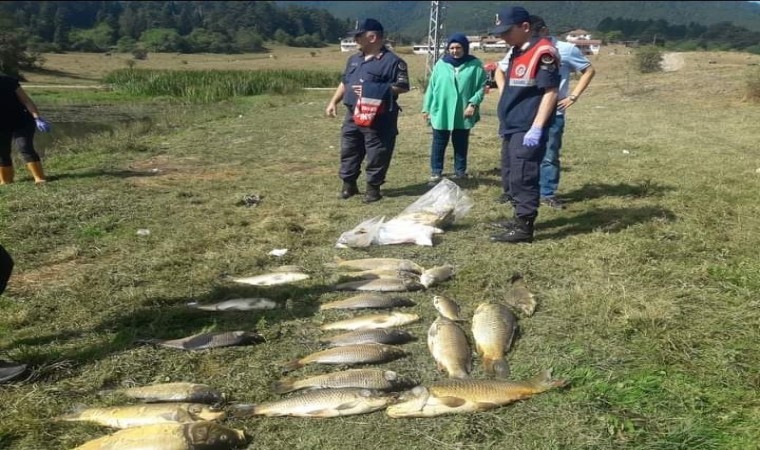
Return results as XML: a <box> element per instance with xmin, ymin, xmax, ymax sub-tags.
<box><xmin>229</xmin><ymin>388</ymin><xmax>396</xmax><ymax>418</ymax></box>
<box><xmin>139</xmin><ymin>331</ymin><xmax>263</xmax><ymax>351</ymax></box>
<box><xmin>386</xmin><ymin>369</ymin><xmax>568</xmax><ymax>418</ymax></box>
<box><xmin>320</xmin><ymin>293</ymin><xmax>415</xmax><ymax>311</ymax></box>
<box><xmin>327</xmin><ymin>257</ymin><xmax>424</xmax><ymax>274</ymax></box>
<box><xmin>432</xmin><ymin>295</ymin><xmax>464</xmax><ymax>321</ymax></box>
<box><xmin>231</xmin><ymin>272</ymin><xmax>309</xmax><ymax>286</ymax></box>
<box><xmin>427</xmin><ymin>317</ymin><xmax>472</xmax><ymax>379</ymax></box>
<box><xmin>187</xmin><ymin>298</ymin><xmax>277</xmax><ymax>311</ymax></box>
<box><xmin>336</xmin><ymin>268</ymin><xmax>421</xmax><ymax>281</ymax></box>
<box><xmin>72</xmin><ymin>421</ymin><xmax>247</xmax><ymax>450</ymax></box>
<box><xmin>0</xmin><ymin>360</ymin><xmax>26</xmax><ymax>383</ymax></box>
<box><xmin>420</xmin><ymin>265</ymin><xmax>456</xmax><ymax>289</ymax></box>
<box><xmin>281</xmin><ymin>344</ymin><xmax>406</xmax><ymax>371</ymax></box>
<box><xmin>57</xmin><ymin>403</ymin><xmax>226</xmax><ymax>429</ymax></box>
<box><xmin>471</xmin><ymin>303</ymin><xmax>518</xmax><ymax>378</ymax></box>
<box><xmin>271</xmin><ymin>369</ymin><xmax>414</xmax><ymax>394</ymax></box>
<box><xmin>334</xmin><ymin>277</ymin><xmax>424</xmax><ymax>292</ymax></box>
<box><xmin>320</xmin><ymin>328</ymin><xmax>415</xmax><ymax>347</ymax></box>
<box><xmin>320</xmin><ymin>312</ymin><xmax>420</xmax><ymax>331</ymax></box>
<box><xmin>504</xmin><ymin>273</ymin><xmax>538</xmax><ymax>317</ymax></box>
<box><xmin>121</xmin><ymin>382</ymin><xmax>225</xmax><ymax>405</ymax></box>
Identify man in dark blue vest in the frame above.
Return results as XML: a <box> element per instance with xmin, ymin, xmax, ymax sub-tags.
<box><xmin>326</xmin><ymin>18</ymin><xmax>410</xmax><ymax>203</ymax></box>
<box><xmin>489</xmin><ymin>6</ymin><xmax>560</xmax><ymax>243</ymax></box>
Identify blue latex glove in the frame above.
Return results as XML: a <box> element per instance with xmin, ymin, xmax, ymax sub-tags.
<box><xmin>35</xmin><ymin>117</ymin><xmax>51</xmax><ymax>133</ymax></box>
<box><xmin>522</xmin><ymin>126</ymin><xmax>542</xmax><ymax>148</ymax></box>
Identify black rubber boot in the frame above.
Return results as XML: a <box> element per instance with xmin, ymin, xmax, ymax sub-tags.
<box><xmin>363</xmin><ymin>183</ymin><xmax>382</xmax><ymax>203</ymax></box>
<box><xmin>491</xmin><ymin>217</ymin><xmax>519</xmax><ymax>231</ymax></box>
<box><xmin>339</xmin><ymin>181</ymin><xmax>359</xmax><ymax>199</ymax></box>
<box><xmin>490</xmin><ymin>216</ymin><xmax>535</xmax><ymax>243</ymax></box>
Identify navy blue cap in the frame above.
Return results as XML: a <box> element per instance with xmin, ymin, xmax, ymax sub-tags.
<box><xmin>350</xmin><ymin>18</ymin><xmax>384</xmax><ymax>36</ymax></box>
<box><xmin>490</xmin><ymin>6</ymin><xmax>530</xmax><ymax>35</ymax></box>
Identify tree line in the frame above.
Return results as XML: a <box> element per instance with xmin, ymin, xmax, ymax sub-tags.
<box><xmin>0</xmin><ymin>1</ymin><xmax>350</xmax><ymax>54</ymax></box>
<box><xmin>596</xmin><ymin>17</ymin><xmax>760</xmax><ymax>53</ymax></box>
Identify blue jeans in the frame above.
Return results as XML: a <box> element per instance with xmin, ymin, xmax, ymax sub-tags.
<box><xmin>430</xmin><ymin>128</ymin><xmax>470</xmax><ymax>176</ymax></box>
<box><xmin>539</xmin><ymin>114</ymin><xmax>565</xmax><ymax>198</ymax></box>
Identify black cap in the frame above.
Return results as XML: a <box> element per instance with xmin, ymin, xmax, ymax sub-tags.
<box><xmin>349</xmin><ymin>18</ymin><xmax>384</xmax><ymax>37</ymax></box>
<box><xmin>490</xmin><ymin>6</ymin><xmax>530</xmax><ymax>35</ymax></box>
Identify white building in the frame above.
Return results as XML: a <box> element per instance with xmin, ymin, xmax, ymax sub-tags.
<box><xmin>340</xmin><ymin>38</ymin><xmax>357</xmax><ymax>52</ymax></box>
<box><xmin>565</xmin><ymin>29</ymin><xmax>593</xmax><ymax>42</ymax></box>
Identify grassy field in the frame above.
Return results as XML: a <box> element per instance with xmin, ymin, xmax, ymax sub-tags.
<box><xmin>2</xmin><ymin>44</ymin><xmax>760</xmax><ymax>449</ymax></box>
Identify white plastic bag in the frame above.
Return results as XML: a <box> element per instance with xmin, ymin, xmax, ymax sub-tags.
<box><xmin>335</xmin><ymin>216</ymin><xmax>385</xmax><ymax>248</ymax></box>
<box><xmin>395</xmin><ymin>178</ymin><xmax>473</xmax><ymax>228</ymax></box>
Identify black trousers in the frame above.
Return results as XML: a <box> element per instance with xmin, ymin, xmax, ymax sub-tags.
<box><xmin>0</xmin><ymin>245</ymin><xmax>13</xmax><ymax>295</ymax></box>
<box><xmin>501</xmin><ymin>131</ymin><xmax>547</xmax><ymax>220</ymax></box>
<box><xmin>0</xmin><ymin>122</ymin><xmax>41</xmax><ymax>166</ymax></box>
<box><xmin>339</xmin><ymin>109</ymin><xmax>398</xmax><ymax>186</ymax></box>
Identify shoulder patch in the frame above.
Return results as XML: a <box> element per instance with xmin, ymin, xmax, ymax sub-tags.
<box><xmin>540</xmin><ymin>54</ymin><xmax>556</xmax><ymax>65</ymax></box>
<box><xmin>398</xmin><ymin>61</ymin><xmax>407</xmax><ymax>71</ymax></box>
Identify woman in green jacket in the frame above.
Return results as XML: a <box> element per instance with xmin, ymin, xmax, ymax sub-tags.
<box><xmin>422</xmin><ymin>33</ymin><xmax>486</xmax><ymax>185</ymax></box>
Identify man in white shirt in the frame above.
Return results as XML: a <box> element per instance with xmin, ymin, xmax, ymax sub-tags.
<box><xmin>495</xmin><ymin>15</ymin><xmax>596</xmax><ymax>209</ymax></box>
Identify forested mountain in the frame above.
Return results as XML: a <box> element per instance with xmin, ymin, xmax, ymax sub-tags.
<box><xmin>1</xmin><ymin>1</ymin><xmax>759</xmax><ymax>56</ymax></box>
<box><xmin>285</xmin><ymin>1</ymin><xmax>760</xmax><ymax>38</ymax></box>
<box><xmin>0</xmin><ymin>1</ymin><xmax>350</xmax><ymax>53</ymax></box>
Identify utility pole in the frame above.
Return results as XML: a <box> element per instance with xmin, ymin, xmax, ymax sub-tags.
<box><xmin>425</xmin><ymin>1</ymin><xmax>446</xmax><ymax>79</ymax></box>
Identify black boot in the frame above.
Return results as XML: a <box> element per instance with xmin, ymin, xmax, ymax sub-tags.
<box><xmin>491</xmin><ymin>217</ymin><xmax>519</xmax><ymax>230</ymax></box>
<box><xmin>338</xmin><ymin>181</ymin><xmax>359</xmax><ymax>199</ymax></box>
<box><xmin>363</xmin><ymin>183</ymin><xmax>382</xmax><ymax>203</ymax></box>
<box><xmin>490</xmin><ymin>216</ymin><xmax>534</xmax><ymax>243</ymax></box>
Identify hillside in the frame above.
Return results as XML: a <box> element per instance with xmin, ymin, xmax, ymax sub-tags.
<box><xmin>285</xmin><ymin>1</ymin><xmax>760</xmax><ymax>39</ymax></box>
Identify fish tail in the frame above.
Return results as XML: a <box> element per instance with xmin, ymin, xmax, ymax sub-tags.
<box><xmin>528</xmin><ymin>369</ymin><xmax>569</xmax><ymax>392</ymax></box>
<box><xmin>271</xmin><ymin>379</ymin><xmax>296</xmax><ymax>394</ymax></box>
<box><xmin>492</xmin><ymin>358</ymin><xmax>511</xmax><ymax>379</ymax></box>
<box><xmin>281</xmin><ymin>359</ymin><xmax>304</xmax><ymax>372</ymax></box>
<box><xmin>227</xmin><ymin>403</ymin><xmax>260</xmax><ymax>418</ymax></box>
<box><xmin>324</xmin><ymin>256</ymin><xmax>344</xmax><ymax>269</ymax></box>
<box><xmin>482</xmin><ymin>357</ymin><xmax>496</xmax><ymax>376</ymax></box>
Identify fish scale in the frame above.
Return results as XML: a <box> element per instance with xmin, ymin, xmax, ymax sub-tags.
<box><xmin>231</xmin><ymin>388</ymin><xmax>396</xmax><ymax>418</ymax></box>
<box><xmin>283</xmin><ymin>343</ymin><xmax>406</xmax><ymax>370</ymax></box>
<box><xmin>272</xmin><ymin>369</ymin><xmax>410</xmax><ymax>394</ymax></box>
<box><xmin>427</xmin><ymin>317</ymin><xmax>471</xmax><ymax>379</ymax></box>
<box><xmin>321</xmin><ymin>328</ymin><xmax>415</xmax><ymax>347</ymax></box>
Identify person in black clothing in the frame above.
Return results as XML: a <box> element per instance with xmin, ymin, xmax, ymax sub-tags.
<box><xmin>487</xmin><ymin>6</ymin><xmax>560</xmax><ymax>243</ymax></box>
<box><xmin>0</xmin><ymin>244</ymin><xmax>27</xmax><ymax>383</ymax></box>
<box><xmin>0</xmin><ymin>74</ymin><xmax>52</xmax><ymax>185</ymax></box>
<box><xmin>325</xmin><ymin>18</ymin><xmax>410</xmax><ymax>203</ymax></box>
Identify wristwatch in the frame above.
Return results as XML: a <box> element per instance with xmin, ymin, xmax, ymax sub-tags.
<box><xmin>568</xmin><ymin>94</ymin><xmax>578</xmax><ymax>102</ymax></box>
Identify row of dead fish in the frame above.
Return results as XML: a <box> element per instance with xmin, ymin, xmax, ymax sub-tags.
<box><xmin>225</xmin><ymin>290</ymin><xmax>421</xmax><ymax>419</ymax></box>
<box><xmin>58</xmin><ymin>382</ymin><xmax>248</xmax><ymax>449</ymax></box>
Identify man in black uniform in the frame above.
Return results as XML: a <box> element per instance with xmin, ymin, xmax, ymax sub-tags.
<box><xmin>326</xmin><ymin>18</ymin><xmax>410</xmax><ymax>203</ymax></box>
<box><xmin>488</xmin><ymin>6</ymin><xmax>560</xmax><ymax>243</ymax></box>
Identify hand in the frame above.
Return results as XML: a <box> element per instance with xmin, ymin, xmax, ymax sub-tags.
<box><xmin>325</xmin><ymin>103</ymin><xmax>337</xmax><ymax>118</ymax></box>
<box><xmin>522</xmin><ymin>126</ymin><xmax>542</xmax><ymax>148</ymax></box>
<box><xmin>35</xmin><ymin>117</ymin><xmax>51</xmax><ymax>133</ymax></box>
<box><xmin>557</xmin><ymin>97</ymin><xmax>575</xmax><ymax>112</ymax></box>
<box><xmin>464</xmin><ymin>104</ymin><xmax>476</xmax><ymax>118</ymax></box>
<box><xmin>422</xmin><ymin>112</ymin><xmax>429</xmax><ymax>122</ymax></box>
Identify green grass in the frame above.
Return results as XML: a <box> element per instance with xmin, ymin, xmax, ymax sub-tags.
<box><xmin>1</xmin><ymin>49</ymin><xmax>760</xmax><ymax>449</ymax></box>
<box><xmin>103</xmin><ymin>68</ymin><xmax>342</xmax><ymax>102</ymax></box>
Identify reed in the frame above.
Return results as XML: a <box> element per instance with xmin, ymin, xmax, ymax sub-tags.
<box><xmin>103</xmin><ymin>68</ymin><xmax>341</xmax><ymax>102</ymax></box>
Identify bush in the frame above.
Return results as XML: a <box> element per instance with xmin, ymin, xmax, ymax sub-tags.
<box><xmin>116</xmin><ymin>37</ymin><xmax>137</xmax><ymax>53</ymax></box>
<box><xmin>132</xmin><ymin>48</ymin><xmax>148</xmax><ymax>60</ymax></box>
<box><xmin>0</xmin><ymin>31</ymin><xmax>43</xmax><ymax>77</ymax></box>
<box><xmin>634</xmin><ymin>45</ymin><xmax>663</xmax><ymax>73</ymax></box>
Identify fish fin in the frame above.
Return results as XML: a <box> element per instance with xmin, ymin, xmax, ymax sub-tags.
<box><xmin>529</xmin><ymin>368</ymin><xmax>569</xmax><ymax>391</ymax></box>
<box><xmin>482</xmin><ymin>357</ymin><xmax>496</xmax><ymax>376</ymax></box>
<box><xmin>304</xmin><ymin>408</ymin><xmax>334</xmax><ymax>417</ymax></box>
<box><xmin>334</xmin><ymin>400</ymin><xmax>360</xmax><ymax>411</ymax></box>
<box><xmin>493</xmin><ymin>358</ymin><xmax>511</xmax><ymax>379</ymax></box>
<box><xmin>227</xmin><ymin>403</ymin><xmax>259</xmax><ymax>418</ymax></box>
<box><xmin>437</xmin><ymin>396</ymin><xmax>467</xmax><ymax>408</ymax></box>
<box><xmin>280</xmin><ymin>359</ymin><xmax>303</xmax><ymax>372</ymax></box>
<box><xmin>475</xmin><ymin>402</ymin><xmax>500</xmax><ymax>411</ymax></box>
<box><xmin>271</xmin><ymin>379</ymin><xmax>296</xmax><ymax>394</ymax></box>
